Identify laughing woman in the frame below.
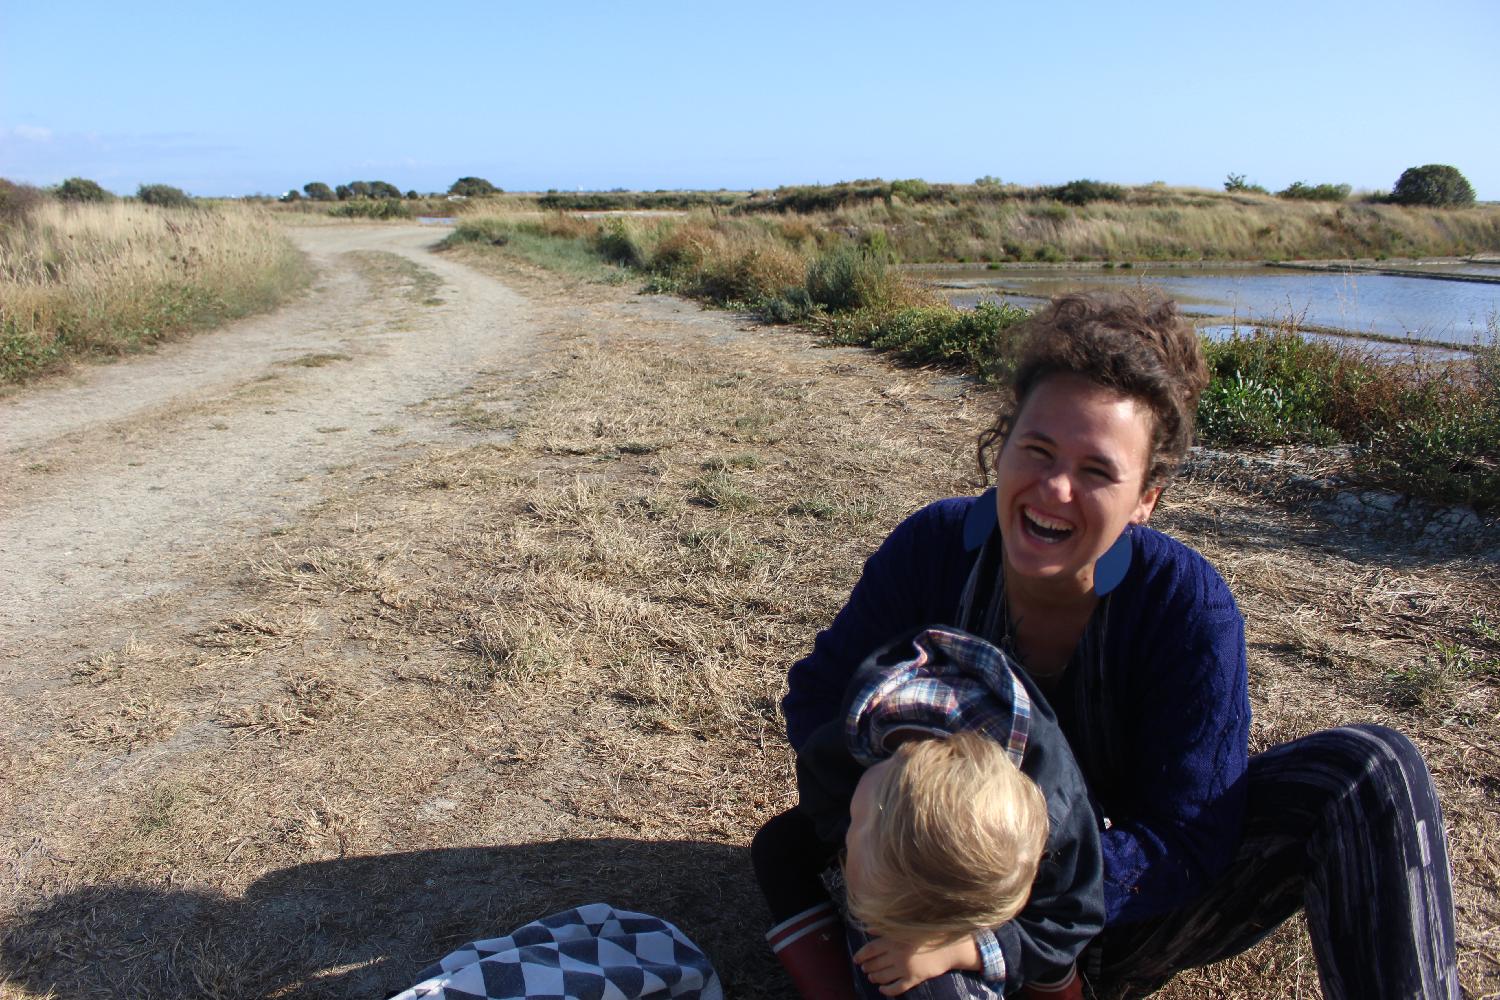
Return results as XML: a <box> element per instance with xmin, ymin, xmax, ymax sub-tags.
<box><xmin>767</xmin><ymin>292</ymin><xmax>1459</xmax><ymax>999</ymax></box>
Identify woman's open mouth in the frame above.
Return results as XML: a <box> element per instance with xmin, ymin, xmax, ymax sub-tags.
<box><xmin>1021</xmin><ymin>506</ymin><xmax>1075</xmax><ymax>544</ymax></box>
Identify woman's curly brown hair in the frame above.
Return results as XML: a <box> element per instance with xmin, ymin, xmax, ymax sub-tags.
<box><xmin>977</xmin><ymin>291</ymin><xmax>1210</xmax><ymax>491</ymax></box>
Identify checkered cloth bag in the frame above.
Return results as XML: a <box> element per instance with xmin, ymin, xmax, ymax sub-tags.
<box><xmin>390</xmin><ymin>903</ymin><xmax>723</xmax><ymax>1000</ymax></box>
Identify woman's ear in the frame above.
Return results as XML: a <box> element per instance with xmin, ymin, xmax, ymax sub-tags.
<box><xmin>1132</xmin><ymin>485</ymin><xmax>1162</xmax><ymax>525</ymax></box>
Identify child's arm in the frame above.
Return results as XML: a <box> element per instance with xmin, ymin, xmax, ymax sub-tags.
<box><xmin>852</xmin><ymin>934</ymin><xmax>981</xmax><ymax>997</ymax></box>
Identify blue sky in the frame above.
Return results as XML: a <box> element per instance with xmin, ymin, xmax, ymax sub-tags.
<box><xmin>2</xmin><ymin>0</ymin><xmax>1497</xmax><ymax>198</ymax></box>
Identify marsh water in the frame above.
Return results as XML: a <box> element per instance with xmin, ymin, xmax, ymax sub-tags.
<box><xmin>912</xmin><ymin>264</ymin><xmax>1499</xmax><ymax>350</ymax></box>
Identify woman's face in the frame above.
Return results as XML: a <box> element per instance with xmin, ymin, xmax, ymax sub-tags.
<box><xmin>993</xmin><ymin>373</ymin><xmax>1161</xmax><ymax>595</ymax></box>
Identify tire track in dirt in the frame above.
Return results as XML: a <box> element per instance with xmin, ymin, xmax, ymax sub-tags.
<box><xmin>0</xmin><ymin>224</ymin><xmax>537</xmax><ymax>668</ymax></box>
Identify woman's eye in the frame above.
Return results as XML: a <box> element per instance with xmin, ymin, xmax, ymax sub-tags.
<box><xmin>1025</xmin><ymin>445</ymin><xmax>1050</xmax><ymax>459</ymax></box>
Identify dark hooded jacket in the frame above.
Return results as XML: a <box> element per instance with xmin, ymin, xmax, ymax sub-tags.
<box><xmin>796</xmin><ymin>626</ymin><xmax>1105</xmax><ymax>993</ymax></box>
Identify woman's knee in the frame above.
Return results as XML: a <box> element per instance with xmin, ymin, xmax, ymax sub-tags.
<box><xmin>1248</xmin><ymin>722</ymin><xmax>1443</xmax><ymax>838</ymax></box>
<box><xmin>1254</xmin><ymin>723</ymin><xmax>1427</xmax><ymax>783</ymax></box>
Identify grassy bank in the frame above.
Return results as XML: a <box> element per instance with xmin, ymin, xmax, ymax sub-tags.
<box><xmin>1</xmin><ymin>199</ymin><xmax>309</xmax><ymax>384</ymax></box>
<box><xmin>447</xmin><ymin>211</ymin><xmax>1500</xmax><ymax>511</ymax></box>
<box><xmin>730</xmin><ymin>180</ymin><xmax>1500</xmax><ymax>263</ymax></box>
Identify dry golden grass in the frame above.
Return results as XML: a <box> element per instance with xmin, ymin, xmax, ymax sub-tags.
<box><xmin>823</xmin><ymin>187</ymin><xmax>1500</xmax><ymax>262</ymax></box>
<box><xmin>0</xmin><ymin>200</ymin><xmax>308</xmax><ymax>382</ymax></box>
<box><xmin>0</xmin><ymin>250</ymin><xmax>1494</xmax><ymax>999</ymax></box>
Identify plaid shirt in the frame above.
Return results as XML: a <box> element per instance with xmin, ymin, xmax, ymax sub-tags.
<box><xmin>842</xmin><ymin>626</ymin><xmax>1034</xmax><ymax>983</ymax></box>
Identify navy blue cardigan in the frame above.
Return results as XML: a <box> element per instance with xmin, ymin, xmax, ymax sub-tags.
<box><xmin>782</xmin><ymin>496</ymin><xmax>1251</xmax><ymax>925</ymax></box>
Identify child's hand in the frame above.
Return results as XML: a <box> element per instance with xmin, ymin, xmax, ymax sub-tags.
<box><xmin>853</xmin><ymin>934</ymin><xmax>981</xmax><ymax>996</ymax></box>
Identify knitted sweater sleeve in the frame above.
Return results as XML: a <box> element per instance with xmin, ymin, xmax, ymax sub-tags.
<box><xmin>1096</xmin><ymin>535</ymin><xmax>1251</xmax><ymax>923</ymax></box>
<box><xmin>781</xmin><ymin>499</ymin><xmax>972</xmax><ymax>752</ymax></box>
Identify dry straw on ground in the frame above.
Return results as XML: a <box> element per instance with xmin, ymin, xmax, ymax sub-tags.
<box><xmin>0</xmin><ymin>248</ymin><xmax>1494</xmax><ymax>999</ymax></box>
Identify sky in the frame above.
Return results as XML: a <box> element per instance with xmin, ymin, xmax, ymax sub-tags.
<box><xmin>2</xmin><ymin>0</ymin><xmax>1497</xmax><ymax>199</ymax></box>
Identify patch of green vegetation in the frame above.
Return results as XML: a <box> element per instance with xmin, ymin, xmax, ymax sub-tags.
<box><xmin>1048</xmin><ymin>179</ymin><xmax>1126</xmax><ymax>205</ymax></box>
<box><xmin>1277</xmin><ymin>181</ymin><xmax>1351</xmax><ymax>202</ymax></box>
<box><xmin>1200</xmin><ymin>328</ymin><xmax>1500</xmax><ymax>509</ymax></box>
<box><xmin>827</xmin><ymin>301</ymin><xmax>1030</xmax><ymax>382</ymax></box>
<box><xmin>281</xmin><ymin>352</ymin><xmax>352</xmax><ymax>367</ymax></box>
<box><xmin>786</xmin><ymin>497</ymin><xmax>838</xmax><ymax>520</ymax></box>
<box><xmin>618</xmin><ymin>441</ymin><xmax>664</xmax><ymax>455</ymax></box>
<box><xmin>55</xmin><ymin>177</ymin><xmax>112</xmax><ymax>202</ymax></box>
<box><xmin>444</xmin><ymin>219</ymin><xmax>619</xmax><ymax>281</ymax></box>
<box><xmin>137</xmin><ymin>183</ymin><xmax>193</xmax><ymax>208</ymax></box>
<box><xmin>329</xmin><ymin>198</ymin><xmax>413</xmax><ymax>220</ymax></box>
<box><xmin>688</xmin><ymin>469</ymin><xmax>757</xmax><ymax>510</ymax></box>
<box><xmin>1384</xmin><ymin>639</ymin><xmax>1499</xmax><ymax>713</ymax></box>
<box><xmin>1390</xmin><ymin>164</ymin><xmax>1475</xmax><ymax>207</ymax></box>
<box><xmin>537</xmin><ymin>190</ymin><xmax>744</xmax><ymax>211</ymax></box>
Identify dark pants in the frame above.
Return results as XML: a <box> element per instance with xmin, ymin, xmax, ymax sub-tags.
<box><xmin>1092</xmin><ymin>724</ymin><xmax>1458</xmax><ymax>1000</ymax></box>
<box><xmin>752</xmin><ymin>724</ymin><xmax>1459</xmax><ymax>1000</ymax></box>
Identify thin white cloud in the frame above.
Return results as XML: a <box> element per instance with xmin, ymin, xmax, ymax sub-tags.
<box><xmin>10</xmin><ymin>125</ymin><xmax>53</xmax><ymax>142</ymax></box>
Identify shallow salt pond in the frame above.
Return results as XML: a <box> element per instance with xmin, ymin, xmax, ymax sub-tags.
<box><xmin>912</xmin><ymin>264</ymin><xmax>1499</xmax><ymax>350</ymax></box>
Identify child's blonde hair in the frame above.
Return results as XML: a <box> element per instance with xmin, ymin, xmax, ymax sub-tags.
<box><xmin>847</xmin><ymin>730</ymin><xmax>1049</xmax><ymax>940</ymax></box>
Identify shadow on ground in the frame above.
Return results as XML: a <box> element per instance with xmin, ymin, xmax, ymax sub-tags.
<box><xmin>1</xmin><ymin>838</ymin><xmax>783</xmax><ymax>1000</ymax></box>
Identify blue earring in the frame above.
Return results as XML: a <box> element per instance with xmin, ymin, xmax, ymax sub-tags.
<box><xmin>964</xmin><ymin>487</ymin><xmax>998</xmax><ymax>551</ymax></box>
<box><xmin>1093</xmin><ymin>529</ymin><xmax>1133</xmax><ymax>596</ymax></box>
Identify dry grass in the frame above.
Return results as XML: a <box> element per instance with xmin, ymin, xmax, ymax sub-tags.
<box><xmin>830</xmin><ymin>190</ymin><xmax>1500</xmax><ymax>262</ymax></box>
<box><xmin>0</xmin><ymin>251</ymin><xmax>1494</xmax><ymax>999</ymax></box>
<box><xmin>0</xmin><ymin>200</ymin><xmax>309</xmax><ymax>383</ymax></box>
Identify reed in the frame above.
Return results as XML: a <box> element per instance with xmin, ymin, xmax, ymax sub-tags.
<box><xmin>1</xmin><ymin>199</ymin><xmax>308</xmax><ymax>383</ymax></box>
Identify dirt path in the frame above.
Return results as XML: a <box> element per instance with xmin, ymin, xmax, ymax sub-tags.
<box><xmin>1</xmin><ymin>224</ymin><xmax>539</xmax><ymax>662</ymax></box>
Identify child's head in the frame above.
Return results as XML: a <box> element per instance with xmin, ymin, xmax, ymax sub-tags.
<box><xmin>843</xmin><ymin>730</ymin><xmax>1049</xmax><ymax>940</ymax></box>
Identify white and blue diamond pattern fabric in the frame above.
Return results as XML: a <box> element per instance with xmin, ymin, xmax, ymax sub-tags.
<box><xmin>390</xmin><ymin>904</ymin><xmax>723</xmax><ymax>1000</ymax></box>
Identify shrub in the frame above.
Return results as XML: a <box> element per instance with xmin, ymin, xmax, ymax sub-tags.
<box><xmin>1276</xmin><ymin>181</ymin><xmax>1351</xmax><ymax>202</ymax></box>
<box><xmin>1352</xmin><ymin>344</ymin><xmax>1500</xmax><ymax>510</ymax></box>
<box><xmin>1199</xmin><ymin>331</ymin><xmax>1344</xmax><ymax>445</ymax></box>
<box><xmin>0</xmin><ymin>179</ymin><xmax>46</xmax><ymax>223</ymax></box>
<box><xmin>1049</xmin><ymin>179</ymin><xmax>1126</xmax><ymax>205</ymax></box>
<box><xmin>1390</xmin><ymin>165</ymin><xmax>1475</xmax><ymax>207</ymax></box>
<box><xmin>595</xmin><ymin>219</ymin><xmax>646</xmax><ymax>268</ymax></box>
<box><xmin>449</xmin><ymin>176</ymin><xmax>500</xmax><ymax>197</ymax></box>
<box><xmin>137</xmin><ymin>183</ymin><xmax>193</xmax><ymax>208</ymax></box>
<box><xmin>55</xmin><ymin>177</ymin><xmax>112</xmax><ymax>202</ymax></box>
<box><xmin>366</xmin><ymin>180</ymin><xmax>402</xmax><ymax>199</ymax></box>
<box><xmin>890</xmin><ymin>178</ymin><xmax>933</xmax><ymax>201</ymax></box>
<box><xmin>736</xmin><ymin>180</ymin><xmax>891</xmax><ymax>214</ymax></box>
<box><xmin>805</xmin><ymin>244</ymin><xmax>895</xmax><ymax>311</ymax></box>
<box><xmin>1224</xmin><ymin>173</ymin><xmax>1269</xmax><ymax>195</ymax></box>
<box><xmin>757</xmin><ymin>286</ymin><xmax>817</xmax><ymax>324</ymax></box>
<box><xmin>827</xmin><ymin>301</ymin><xmax>1030</xmax><ymax>380</ymax></box>
<box><xmin>695</xmin><ymin>240</ymin><xmax>805</xmax><ymax>304</ymax></box>
<box><xmin>328</xmin><ymin>199</ymin><xmax>412</xmax><ymax>220</ymax></box>
<box><xmin>335</xmin><ymin>185</ymin><xmax>353</xmax><ymax>200</ymax></box>
<box><xmin>447</xmin><ymin>217</ymin><xmax>515</xmax><ymax>245</ymax></box>
<box><xmin>303</xmin><ymin>182</ymin><xmax>335</xmax><ymax>202</ymax></box>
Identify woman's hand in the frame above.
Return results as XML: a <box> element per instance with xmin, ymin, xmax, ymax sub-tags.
<box><xmin>853</xmin><ymin>933</ymin><xmax>981</xmax><ymax>996</ymax></box>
